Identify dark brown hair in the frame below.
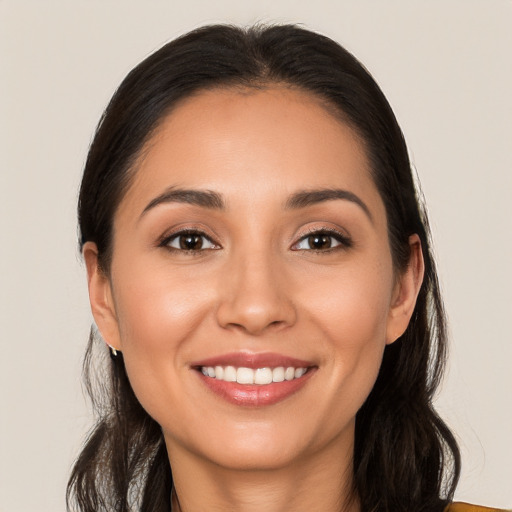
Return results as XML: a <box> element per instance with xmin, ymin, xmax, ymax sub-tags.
<box><xmin>69</xmin><ymin>24</ymin><xmax>460</xmax><ymax>512</ymax></box>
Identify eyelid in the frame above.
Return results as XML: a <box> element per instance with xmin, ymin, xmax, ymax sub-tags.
<box><xmin>157</xmin><ymin>224</ymin><xmax>352</xmax><ymax>252</ymax></box>
<box><xmin>158</xmin><ymin>226</ymin><xmax>221</xmax><ymax>251</ymax></box>
<box><xmin>291</xmin><ymin>226</ymin><xmax>353</xmax><ymax>251</ymax></box>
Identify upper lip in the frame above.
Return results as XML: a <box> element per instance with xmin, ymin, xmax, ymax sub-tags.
<box><xmin>191</xmin><ymin>351</ymin><xmax>315</xmax><ymax>369</ymax></box>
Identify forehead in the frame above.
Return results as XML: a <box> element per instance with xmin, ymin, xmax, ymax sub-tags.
<box><xmin>119</xmin><ymin>86</ymin><xmax>383</xmax><ymax>218</ymax></box>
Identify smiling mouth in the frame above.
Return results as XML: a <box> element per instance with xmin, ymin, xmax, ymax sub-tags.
<box><xmin>191</xmin><ymin>353</ymin><xmax>316</xmax><ymax>406</ymax></box>
<box><xmin>199</xmin><ymin>365</ymin><xmax>309</xmax><ymax>385</ymax></box>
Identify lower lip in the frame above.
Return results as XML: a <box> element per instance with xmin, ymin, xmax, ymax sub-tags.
<box><xmin>197</xmin><ymin>369</ymin><xmax>315</xmax><ymax>407</ymax></box>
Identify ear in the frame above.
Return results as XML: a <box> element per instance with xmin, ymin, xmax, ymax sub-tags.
<box><xmin>386</xmin><ymin>234</ymin><xmax>425</xmax><ymax>345</ymax></box>
<box><xmin>83</xmin><ymin>242</ymin><xmax>122</xmax><ymax>352</ymax></box>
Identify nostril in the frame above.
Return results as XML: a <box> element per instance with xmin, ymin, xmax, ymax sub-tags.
<box><xmin>218</xmin><ymin>316</ymin><xmax>292</xmax><ymax>336</ymax></box>
<box><xmin>215</xmin><ymin>275</ymin><xmax>298</xmax><ymax>334</ymax></box>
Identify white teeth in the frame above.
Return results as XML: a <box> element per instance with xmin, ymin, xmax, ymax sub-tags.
<box><xmin>236</xmin><ymin>367</ymin><xmax>254</xmax><ymax>384</ymax></box>
<box><xmin>294</xmin><ymin>368</ymin><xmax>306</xmax><ymax>378</ymax></box>
<box><xmin>272</xmin><ymin>367</ymin><xmax>285</xmax><ymax>382</ymax></box>
<box><xmin>284</xmin><ymin>367</ymin><xmax>295</xmax><ymax>381</ymax></box>
<box><xmin>223</xmin><ymin>366</ymin><xmax>237</xmax><ymax>382</ymax></box>
<box><xmin>254</xmin><ymin>367</ymin><xmax>273</xmax><ymax>385</ymax></box>
<box><xmin>200</xmin><ymin>365</ymin><xmax>308</xmax><ymax>385</ymax></box>
<box><xmin>214</xmin><ymin>366</ymin><xmax>224</xmax><ymax>380</ymax></box>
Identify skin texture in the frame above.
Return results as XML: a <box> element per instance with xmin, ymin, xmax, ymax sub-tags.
<box><xmin>84</xmin><ymin>87</ymin><xmax>424</xmax><ymax>512</ymax></box>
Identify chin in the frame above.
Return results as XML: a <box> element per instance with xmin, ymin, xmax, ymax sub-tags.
<box><xmin>165</xmin><ymin>411</ymin><xmax>353</xmax><ymax>474</ymax></box>
<box><xmin>201</xmin><ymin>437</ymin><xmax>303</xmax><ymax>472</ymax></box>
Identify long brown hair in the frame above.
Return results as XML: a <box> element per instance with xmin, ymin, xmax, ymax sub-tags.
<box><xmin>68</xmin><ymin>24</ymin><xmax>460</xmax><ymax>512</ymax></box>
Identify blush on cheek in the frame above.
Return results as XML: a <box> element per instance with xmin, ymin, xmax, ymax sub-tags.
<box><xmin>114</xmin><ymin>265</ymin><xmax>214</xmax><ymax>340</ymax></box>
<box><xmin>315</xmin><ymin>290</ymin><xmax>390</xmax><ymax>347</ymax></box>
<box><xmin>111</xmin><ymin>274</ymin><xmax>217</xmax><ymax>416</ymax></box>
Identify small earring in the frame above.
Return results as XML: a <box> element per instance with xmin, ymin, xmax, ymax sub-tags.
<box><xmin>107</xmin><ymin>344</ymin><xmax>119</xmax><ymax>357</ymax></box>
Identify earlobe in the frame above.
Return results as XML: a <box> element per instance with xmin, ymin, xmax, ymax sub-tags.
<box><xmin>83</xmin><ymin>242</ymin><xmax>122</xmax><ymax>352</ymax></box>
<box><xmin>386</xmin><ymin>234</ymin><xmax>425</xmax><ymax>345</ymax></box>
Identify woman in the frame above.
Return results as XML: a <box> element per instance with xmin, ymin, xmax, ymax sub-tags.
<box><xmin>67</xmin><ymin>24</ymin><xmax>503</xmax><ymax>512</ymax></box>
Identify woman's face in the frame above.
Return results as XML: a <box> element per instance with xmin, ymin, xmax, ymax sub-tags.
<box><xmin>86</xmin><ymin>87</ymin><xmax>421</xmax><ymax>472</ymax></box>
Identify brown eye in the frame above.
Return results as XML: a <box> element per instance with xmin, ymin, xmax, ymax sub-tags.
<box><xmin>307</xmin><ymin>234</ymin><xmax>332</xmax><ymax>250</ymax></box>
<box><xmin>179</xmin><ymin>234</ymin><xmax>204</xmax><ymax>250</ymax></box>
<box><xmin>164</xmin><ymin>231</ymin><xmax>218</xmax><ymax>251</ymax></box>
<box><xmin>292</xmin><ymin>230</ymin><xmax>352</xmax><ymax>251</ymax></box>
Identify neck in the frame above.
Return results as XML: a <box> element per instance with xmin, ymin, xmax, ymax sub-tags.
<box><xmin>166</xmin><ymin>434</ymin><xmax>360</xmax><ymax>512</ymax></box>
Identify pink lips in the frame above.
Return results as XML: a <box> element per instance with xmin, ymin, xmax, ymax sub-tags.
<box><xmin>192</xmin><ymin>352</ymin><xmax>314</xmax><ymax>370</ymax></box>
<box><xmin>191</xmin><ymin>352</ymin><xmax>316</xmax><ymax>407</ymax></box>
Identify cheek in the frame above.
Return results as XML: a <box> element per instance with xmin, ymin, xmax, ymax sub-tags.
<box><xmin>302</xmin><ymin>259</ymin><xmax>393</xmax><ymax>347</ymax></box>
<box><xmin>298</xmin><ymin>258</ymin><xmax>394</xmax><ymax>403</ymax></box>
<box><xmin>109</xmin><ymin>258</ymin><xmax>216</xmax><ymax>417</ymax></box>
<box><xmin>113</xmin><ymin>257</ymin><xmax>213</xmax><ymax>346</ymax></box>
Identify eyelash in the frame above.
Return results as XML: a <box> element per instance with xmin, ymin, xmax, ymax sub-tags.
<box><xmin>159</xmin><ymin>228</ymin><xmax>353</xmax><ymax>254</ymax></box>
<box><xmin>292</xmin><ymin>228</ymin><xmax>353</xmax><ymax>252</ymax></box>
<box><xmin>159</xmin><ymin>229</ymin><xmax>220</xmax><ymax>253</ymax></box>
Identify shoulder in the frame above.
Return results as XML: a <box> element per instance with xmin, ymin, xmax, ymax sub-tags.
<box><xmin>445</xmin><ymin>502</ymin><xmax>511</xmax><ymax>512</ymax></box>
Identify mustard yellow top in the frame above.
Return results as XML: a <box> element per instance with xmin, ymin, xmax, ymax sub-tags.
<box><xmin>445</xmin><ymin>502</ymin><xmax>511</xmax><ymax>512</ymax></box>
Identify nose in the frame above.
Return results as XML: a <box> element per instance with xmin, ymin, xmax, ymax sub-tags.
<box><xmin>215</xmin><ymin>250</ymin><xmax>297</xmax><ymax>336</ymax></box>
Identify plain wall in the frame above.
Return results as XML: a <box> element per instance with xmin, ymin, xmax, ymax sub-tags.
<box><xmin>0</xmin><ymin>1</ymin><xmax>510</xmax><ymax>511</ymax></box>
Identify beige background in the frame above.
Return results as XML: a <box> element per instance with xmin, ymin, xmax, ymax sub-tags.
<box><xmin>0</xmin><ymin>1</ymin><xmax>511</xmax><ymax>511</ymax></box>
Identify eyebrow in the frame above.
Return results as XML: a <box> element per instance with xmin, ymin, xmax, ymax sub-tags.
<box><xmin>285</xmin><ymin>188</ymin><xmax>373</xmax><ymax>222</ymax></box>
<box><xmin>140</xmin><ymin>186</ymin><xmax>372</xmax><ymax>222</ymax></box>
<box><xmin>141</xmin><ymin>187</ymin><xmax>225</xmax><ymax>218</ymax></box>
